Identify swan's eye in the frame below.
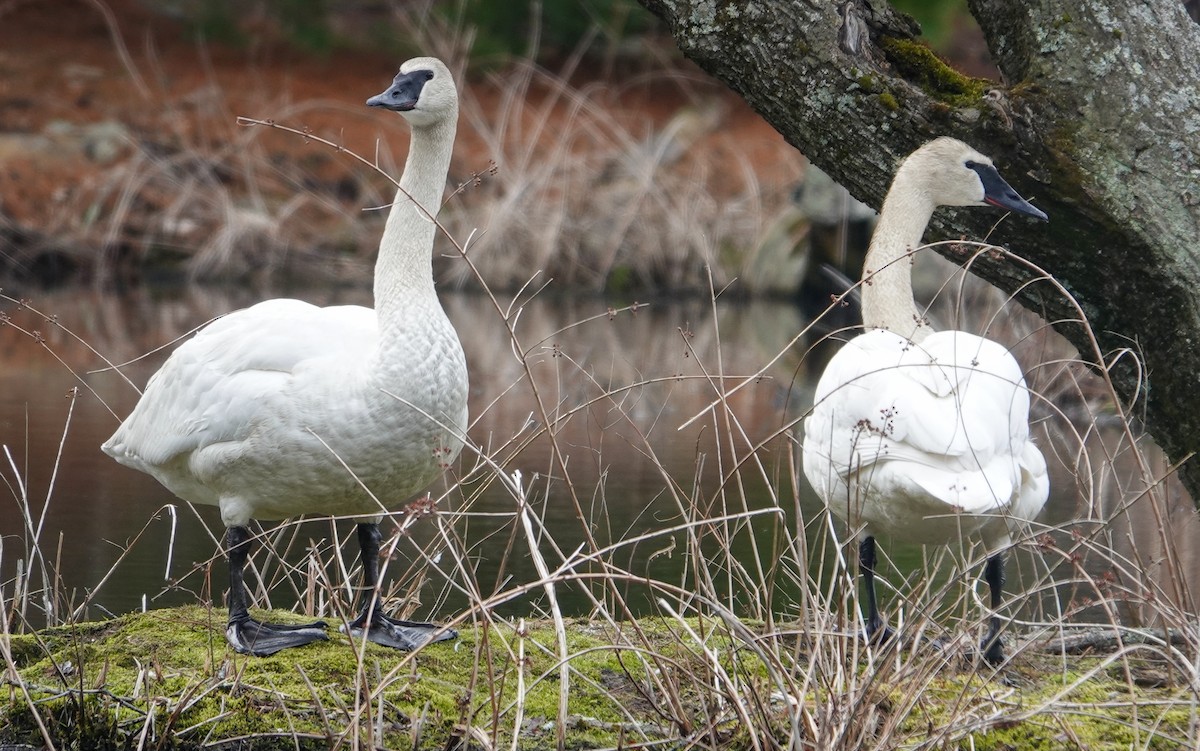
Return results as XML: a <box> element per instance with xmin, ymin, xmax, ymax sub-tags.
<box><xmin>964</xmin><ymin>160</ymin><xmax>978</xmax><ymax>169</ymax></box>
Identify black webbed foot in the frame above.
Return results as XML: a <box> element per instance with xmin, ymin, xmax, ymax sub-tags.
<box><xmin>978</xmin><ymin>631</ymin><xmax>1005</xmax><ymax>666</ymax></box>
<box><xmin>226</xmin><ymin>615</ymin><xmax>328</xmax><ymax>656</ymax></box>
<box><xmin>223</xmin><ymin>526</ymin><xmax>328</xmax><ymax>656</ymax></box>
<box><xmin>864</xmin><ymin>618</ymin><xmax>896</xmax><ymax>647</ymax></box>
<box><xmin>345</xmin><ymin>522</ymin><xmax>457</xmax><ymax>650</ymax></box>
<box><xmin>342</xmin><ymin>609</ymin><xmax>456</xmax><ymax>650</ymax></box>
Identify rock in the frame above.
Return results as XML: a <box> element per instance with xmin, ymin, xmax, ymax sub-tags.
<box><xmin>0</xmin><ymin>133</ymin><xmax>53</xmax><ymax>163</ymax></box>
<box><xmin>0</xmin><ymin>120</ymin><xmax>131</xmax><ymax>165</ymax></box>
<box><xmin>79</xmin><ymin>120</ymin><xmax>130</xmax><ymax>163</ymax></box>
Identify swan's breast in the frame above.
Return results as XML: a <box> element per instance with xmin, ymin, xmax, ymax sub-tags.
<box><xmin>103</xmin><ymin>299</ymin><xmax>469</xmax><ymax>526</ymax></box>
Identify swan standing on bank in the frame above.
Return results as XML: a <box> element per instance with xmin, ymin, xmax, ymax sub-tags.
<box><xmin>802</xmin><ymin>138</ymin><xmax>1049</xmax><ymax>665</ymax></box>
<box><xmin>103</xmin><ymin>57</ymin><xmax>468</xmax><ymax>656</ymax></box>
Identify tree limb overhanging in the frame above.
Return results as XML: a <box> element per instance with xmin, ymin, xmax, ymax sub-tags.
<box><xmin>639</xmin><ymin>0</ymin><xmax>1200</xmax><ymax>503</ymax></box>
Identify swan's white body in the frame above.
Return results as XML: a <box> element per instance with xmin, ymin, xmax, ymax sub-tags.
<box><xmin>800</xmin><ymin>137</ymin><xmax>1049</xmax><ymax>663</ymax></box>
<box><xmin>103</xmin><ymin>297</ymin><xmax>467</xmax><ymax>527</ymax></box>
<box><xmin>103</xmin><ymin>57</ymin><xmax>466</xmax><ymax>655</ymax></box>
<box><xmin>803</xmin><ymin>327</ymin><xmax>1048</xmax><ymax>547</ymax></box>
<box><xmin>802</xmin><ymin>138</ymin><xmax>1049</xmax><ymax>549</ymax></box>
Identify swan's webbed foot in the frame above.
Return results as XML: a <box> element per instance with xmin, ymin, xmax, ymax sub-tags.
<box><xmin>343</xmin><ymin>609</ymin><xmax>457</xmax><ymax>651</ymax></box>
<box><xmin>345</xmin><ymin>523</ymin><xmax>457</xmax><ymax>650</ymax></box>
<box><xmin>978</xmin><ymin>628</ymin><xmax>1005</xmax><ymax>666</ymax></box>
<box><xmin>864</xmin><ymin>616</ymin><xmax>896</xmax><ymax>647</ymax></box>
<box><xmin>226</xmin><ymin>615</ymin><xmax>328</xmax><ymax>656</ymax></box>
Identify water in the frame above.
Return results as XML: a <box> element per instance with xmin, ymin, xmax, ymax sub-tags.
<box><xmin>2</xmin><ymin>279</ymin><xmax>1197</xmax><ymax>631</ymax></box>
<box><xmin>0</xmin><ymin>284</ymin><xmax>810</xmax><ymax>620</ymax></box>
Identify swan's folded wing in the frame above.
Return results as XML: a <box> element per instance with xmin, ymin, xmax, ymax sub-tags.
<box><xmin>804</xmin><ymin>329</ymin><xmax>1036</xmax><ymax>514</ymax></box>
<box><xmin>104</xmin><ymin>299</ymin><xmax>377</xmax><ymax>468</ymax></box>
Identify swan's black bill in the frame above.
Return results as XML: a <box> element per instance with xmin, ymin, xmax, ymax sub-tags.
<box><xmin>969</xmin><ymin>162</ymin><xmax>1048</xmax><ymax>221</ymax></box>
<box><xmin>367</xmin><ymin>68</ymin><xmax>434</xmax><ymax>112</ymax></box>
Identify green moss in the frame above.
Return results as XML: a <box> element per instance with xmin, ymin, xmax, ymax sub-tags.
<box><xmin>878</xmin><ymin>92</ymin><xmax>900</xmax><ymax>111</ymax></box>
<box><xmin>888</xmin><ymin>659</ymin><xmax>1197</xmax><ymax>750</ymax></box>
<box><xmin>2</xmin><ymin>608</ymin><xmax>755</xmax><ymax>750</ymax></box>
<box><xmin>879</xmin><ymin>36</ymin><xmax>989</xmax><ymax>107</ymax></box>
<box><xmin>4</xmin><ymin>610</ymin><xmax>1197</xmax><ymax>749</ymax></box>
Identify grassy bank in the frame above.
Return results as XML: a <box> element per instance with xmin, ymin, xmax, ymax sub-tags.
<box><xmin>3</xmin><ymin>606</ymin><xmax>1199</xmax><ymax>749</ymax></box>
<box><xmin>4</xmin><ymin>4</ymin><xmax>1200</xmax><ymax>749</ymax></box>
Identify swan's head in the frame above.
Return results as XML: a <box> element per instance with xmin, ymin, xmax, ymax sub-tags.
<box><xmin>367</xmin><ymin>57</ymin><xmax>457</xmax><ymax>128</ymax></box>
<box><xmin>900</xmin><ymin>137</ymin><xmax>1048</xmax><ymax>221</ymax></box>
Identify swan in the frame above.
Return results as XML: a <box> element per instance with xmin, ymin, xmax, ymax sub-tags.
<box><xmin>102</xmin><ymin>57</ymin><xmax>468</xmax><ymax>656</ymax></box>
<box><xmin>801</xmin><ymin>137</ymin><xmax>1049</xmax><ymax>665</ymax></box>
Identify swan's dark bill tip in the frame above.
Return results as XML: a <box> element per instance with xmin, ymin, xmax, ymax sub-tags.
<box><xmin>366</xmin><ymin>93</ymin><xmax>417</xmax><ymax>112</ymax></box>
<box><xmin>984</xmin><ymin>195</ymin><xmax>1049</xmax><ymax>222</ymax></box>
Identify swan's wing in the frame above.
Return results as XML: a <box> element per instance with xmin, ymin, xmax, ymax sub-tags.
<box><xmin>803</xmin><ymin>328</ymin><xmax>1043</xmax><ymax>518</ymax></box>
<box><xmin>104</xmin><ymin>299</ymin><xmax>376</xmax><ymax>468</ymax></box>
<box><xmin>896</xmin><ymin>331</ymin><xmax>1031</xmax><ymax>462</ymax></box>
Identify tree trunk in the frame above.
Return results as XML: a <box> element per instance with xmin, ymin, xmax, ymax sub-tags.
<box><xmin>639</xmin><ymin>0</ymin><xmax>1200</xmax><ymax>503</ymax></box>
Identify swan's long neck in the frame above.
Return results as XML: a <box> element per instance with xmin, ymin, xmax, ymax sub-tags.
<box><xmin>374</xmin><ymin>116</ymin><xmax>457</xmax><ymax>338</ymax></box>
<box><xmin>860</xmin><ymin>175</ymin><xmax>935</xmax><ymax>342</ymax></box>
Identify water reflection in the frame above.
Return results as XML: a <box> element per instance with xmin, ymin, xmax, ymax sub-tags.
<box><xmin>1</xmin><ymin>277</ymin><xmax>1197</xmax><ymax>631</ymax></box>
<box><xmin>1</xmin><ymin>284</ymin><xmax>809</xmax><ymax>621</ymax></box>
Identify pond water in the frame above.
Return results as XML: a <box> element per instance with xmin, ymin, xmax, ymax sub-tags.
<box><xmin>2</xmin><ymin>273</ymin><xmax>1197</xmax><ymax>633</ymax></box>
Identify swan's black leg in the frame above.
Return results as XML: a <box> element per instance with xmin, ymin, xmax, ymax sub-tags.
<box><xmin>343</xmin><ymin>522</ymin><xmax>456</xmax><ymax>650</ymax></box>
<box><xmin>860</xmin><ymin>536</ymin><xmax>895</xmax><ymax>644</ymax></box>
<box><xmin>224</xmin><ymin>525</ymin><xmax>327</xmax><ymax>656</ymax></box>
<box><xmin>226</xmin><ymin>526</ymin><xmax>255</xmax><ymax>625</ymax></box>
<box><xmin>980</xmin><ymin>552</ymin><xmax>1006</xmax><ymax>665</ymax></box>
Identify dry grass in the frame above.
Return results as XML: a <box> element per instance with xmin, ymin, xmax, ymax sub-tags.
<box><xmin>435</xmin><ymin>58</ymin><xmax>795</xmax><ymax>294</ymax></box>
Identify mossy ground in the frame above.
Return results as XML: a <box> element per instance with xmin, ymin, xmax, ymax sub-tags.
<box><xmin>1</xmin><ymin>607</ymin><xmax>722</xmax><ymax>750</ymax></box>
<box><xmin>2</xmin><ymin>607</ymin><xmax>1197</xmax><ymax>749</ymax></box>
<box><xmin>888</xmin><ymin>653</ymin><xmax>1199</xmax><ymax>750</ymax></box>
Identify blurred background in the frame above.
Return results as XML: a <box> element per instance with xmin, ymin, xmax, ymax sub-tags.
<box><xmin>0</xmin><ymin>0</ymin><xmax>987</xmax><ymax>294</ymax></box>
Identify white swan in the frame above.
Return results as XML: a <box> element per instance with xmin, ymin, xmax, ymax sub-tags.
<box><xmin>802</xmin><ymin>137</ymin><xmax>1049</xmax><ymax>664</ymax></box>
<box><xmin>102</xmin><ymin>57</ymin><xmax>468</xmax><ymax>656</ymax></box>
